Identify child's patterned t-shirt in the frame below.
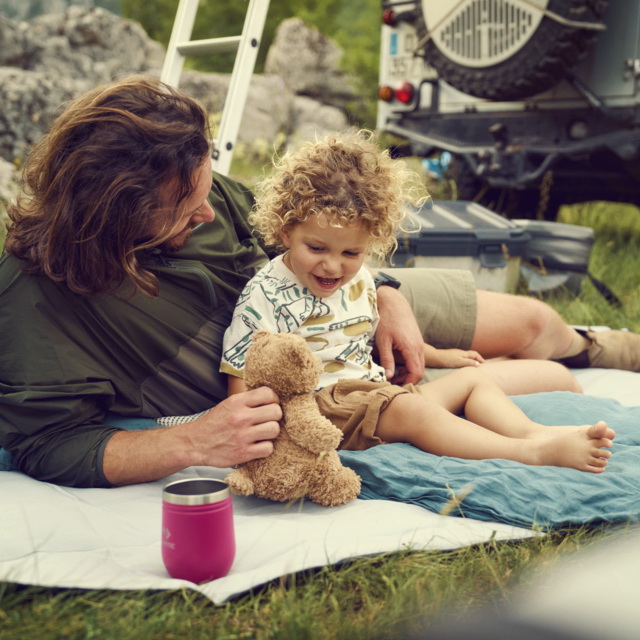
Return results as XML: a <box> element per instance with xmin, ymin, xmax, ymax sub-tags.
<box><xmin>220</xmin><ymin>254</ymin><xmax>386</xmax><ymax>390</ymax></box>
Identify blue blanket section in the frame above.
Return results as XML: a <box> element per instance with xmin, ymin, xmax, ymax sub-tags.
<box><xmin>339</xmin><ymin>392</ymin><xmax>640</xmax><ymax>529</ymax></box>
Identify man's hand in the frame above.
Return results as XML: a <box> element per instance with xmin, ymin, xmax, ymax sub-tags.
<box><xmin>185</xmin><ymin>386</ymin><xmax>282</xmax><ymax>468</ymax></box>
<box><xmin>375</xmin><ymin>285</ymin><xmax>426</xmax><ymax>385</ymax></box>
<box><xmin>103</xmin><ymin>386</ymin><xmax>281</xmax><ymax>486</ymax></box>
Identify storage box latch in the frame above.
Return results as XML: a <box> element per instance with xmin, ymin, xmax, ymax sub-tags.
<box><xmin>479</xmin><ymin>244</ymin><xmax>507</xmax><ymax>269</ymax></box>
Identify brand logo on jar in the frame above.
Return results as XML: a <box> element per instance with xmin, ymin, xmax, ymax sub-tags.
<box><xmin>162</xmin><ymin>527</ymin><xmax>175</xmax><ymax>549</ymax></box>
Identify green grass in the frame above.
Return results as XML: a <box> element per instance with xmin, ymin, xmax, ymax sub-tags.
<box><xmin>0</xmin><ymin>527</ymin><xmax>618</xmax><ymax>640</ymax></box>
<box><xmin>541</xmin><ymin>202</ymin><xmax>640</xmax><ymax>333</ymax></box>
<box><xmin>2</xmin><ymin>179</ymin><xmax>640</xmax><ymax>638</ymax></box>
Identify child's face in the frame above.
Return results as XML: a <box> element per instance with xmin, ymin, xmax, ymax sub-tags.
<box><xmin>281</xmin><ymin>215</ymin><xmax>369</xmax><ymax>298</ymax></box>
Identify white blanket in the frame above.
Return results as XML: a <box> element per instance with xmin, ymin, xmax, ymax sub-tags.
<box><xmin>1</xmin><ymin>368</ymin><xmax>638</xmax><ymax>604</ymax></box>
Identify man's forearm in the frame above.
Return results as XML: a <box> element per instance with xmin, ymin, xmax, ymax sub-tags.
<box><xmin>101</xmin><ymin>390</ymin><xmax>282</xmax><ymax>486</ymax></box>
<box><xmin>102</xmin><ymin>426</ymin><xmax>196</xmax><ymax>486</ymax></box>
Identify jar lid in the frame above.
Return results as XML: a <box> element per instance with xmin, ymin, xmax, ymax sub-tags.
<box><xmin>162</xmin><ymin>478</ymin><xmax>230</xmax><ymax>505</ymax></box>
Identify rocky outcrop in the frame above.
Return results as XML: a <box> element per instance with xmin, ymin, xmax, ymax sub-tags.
<box><xmin>0</xmin><ymin>68</ymin><xmax>80</xmax><ymax>162</ymax></box>
<box><xmin>0</xmin><ymin>158</ymin><xmax>19</xmax><ymax>231</ymax></box>
<box><xmin>0</xmin><ymin>7</ymin><xmax>165</xmax><ymax>79</ymax></box>
<box><xmin>0</xmin><ymin>7</ymin><xmax>165</xmax><ymax>163</ymax></box>
<box><xmin>0</xmin><ymin>9</ymin><xmax>353</xmax><ymax>170</ymax></box>
<box><xmin>265</xmin><ymin>17</ymin><xmax>358</xmax><ymax>110</ymax></box>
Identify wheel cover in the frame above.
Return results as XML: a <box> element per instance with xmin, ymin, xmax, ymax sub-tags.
<box><xmin>422</xmin><ymin>0</ymin><xmax>551</xmax><ymax>67</ymax></box>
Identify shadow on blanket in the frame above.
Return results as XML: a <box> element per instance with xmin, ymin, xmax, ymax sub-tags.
<box><xmin>339</xmin><ymin>392</ymin><xmax>640</xmax><ymax>530</ymax></box>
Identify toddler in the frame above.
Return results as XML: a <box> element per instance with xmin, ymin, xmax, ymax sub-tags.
<box><xmin>220</xmin><ymin>131</ymin><xmax>614</xmax><ymax>472</ymax></box>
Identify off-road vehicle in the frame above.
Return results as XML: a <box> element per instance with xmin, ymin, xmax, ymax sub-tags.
<box><xmin>377</xmin><ymin>0</ymin><xmax>640</xmax><ymax>219</ymax></box>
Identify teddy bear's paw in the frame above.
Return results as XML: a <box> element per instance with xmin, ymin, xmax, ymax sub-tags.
<box><xmin>288</xmin><ymin>414</ymin><xmax>344</xmax><ymax>453</ymax></box>
<box><xmin>307</xmin><ymin>467</ymin><xmax>362</xmax><ymax>507</ymax></box>
<box><xmin>225</xmin><ymin>469</ymin><xmax>255</xmax><ymax>496</ymax></box>
<box><xmin>313</xmin><ymin>423</ymin><xmax>344</xmax><ymax>451</ymax></box>
<box><xmin>252</xmin><ymin>467</ymin><xmax>309</xmax><ymax>503</ymax></box>
<box><xmin>328</xmin><ymin>429</ymin><xmax>344</xmax><ymax>450</ymax></box>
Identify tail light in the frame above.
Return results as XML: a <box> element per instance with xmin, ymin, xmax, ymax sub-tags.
<box><xmin>382</xmin><ymin>9</ymin><xmax>397</xmax><ymax>26</ymax></box>
<box><xmin>378</xmin><ymin>85</ymin><xmax>394</xmax><ymax>102</ymax></box>
<box><xmin>395</xmin><ymin>82</ymin><xmax>415</xmax><ymax>104</ymax></box>
<box><xmin>378</xmin><ymin>81</ymin><xmax>415</xmax><ymax>104</ymax></box>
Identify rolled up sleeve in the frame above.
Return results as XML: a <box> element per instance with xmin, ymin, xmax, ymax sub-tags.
<box><xmin>0</xmin><ymin>380</ymin><xmax>121</xmax><ymax>487</ymax></box>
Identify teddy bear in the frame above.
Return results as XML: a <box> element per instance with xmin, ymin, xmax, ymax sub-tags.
<box><xmin>225</xmin><ymin>330</ymin><xmax>362</xmax><ymax>507</ymax></box>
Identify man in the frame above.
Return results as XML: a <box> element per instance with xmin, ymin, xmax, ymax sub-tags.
<box><xmin>1</xmin><ymin>76</ymin><xmax>638</xmax><ymax>488</ymax></box>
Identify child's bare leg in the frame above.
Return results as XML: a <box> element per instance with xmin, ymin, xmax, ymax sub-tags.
<box><xmin>416</xmin><ymin>368</ymin><xmax>614</xmax><ymax>441</ymax></box>
<box><xmin>376</xmin><ymin>393</ymin><xmax>613</xmax><ymax>473</ymax></box>
<box><xmin>477</xmin><ymin>358</ymin><xmax>582</xmax><ymax>395</ymax></box>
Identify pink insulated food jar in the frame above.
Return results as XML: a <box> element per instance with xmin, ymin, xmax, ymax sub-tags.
<box><xmin>161</xmin><ymin>478</ymin><xmax>235</xmax><ymax>584</ymax></box>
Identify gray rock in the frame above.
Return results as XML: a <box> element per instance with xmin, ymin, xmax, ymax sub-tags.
<box><xmin>181</xmin><ymin>71</ymin><xmax>294</xmax><ymax>153</ymax></box>
<box><xmin>0</xmin><ymin>157</ymin><xmax>19</xmax><ymax>228</ymax></box>
<box><xmin>238</xmin><ymin>74</ymin><xmax>295</xmax><ymax>145</ymax></box>
<box><xmin>27</xmin><ymin>7</ymin><xmax>164</xmax><ymax>80</ymax></box>
<box><xmin>179</xmin><ymin>70</ymin><xmax>231</xmax><ymax>115</ymax></box>
<box><xmin>288</xmin><ymin>96</ymin><xmax>349</xmax><ymax>149</ymax></box>
<box><xmin>0</xmin><ymin>15</ymin><xmax>32</xmax><ymax>66</ymax></box>
<box><xmin>0</xmin><ymin>8</ymin><xmax>351</xmax><ymax>177</ymax></box>
<box><xmin>0</xmin><ymin>8</ymin><xmax>165</xmax><ymax>164</ymax></box>
<box><xmin>265</xmin><ymin>17</ymin><xmax>357</xmax><ymax>109</ymax></box>
<box><xmin>0</xmin><ymin>67</ymin><xmax>88</xmax><ymax>162</ymax></box>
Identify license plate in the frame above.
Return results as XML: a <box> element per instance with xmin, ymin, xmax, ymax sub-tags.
<box><xmin>384</xmin><ymin>29</ymin><xmax>436</xmax><ymax>82</ymax></box>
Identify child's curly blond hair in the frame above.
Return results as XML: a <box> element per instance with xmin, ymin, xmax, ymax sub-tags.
<box><xmin>249</xmin><ymin>130</ymin><xmax>426</xmax><ymax>264</ymax></box>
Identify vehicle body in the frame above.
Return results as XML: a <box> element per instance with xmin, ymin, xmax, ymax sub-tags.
<box><xmin>377</xmin><ymin>0</ymin><xmax>640</xmax><ymax>219</ymax></box>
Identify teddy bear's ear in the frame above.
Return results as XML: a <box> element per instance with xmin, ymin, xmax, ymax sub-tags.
<box><xmin>288</xmin><ymin>350</ymin><xmax>305</xmax><ymax>368</ymax></box>
<box><xmin>286</xmin><ymin>339</ymin><xmax>320</xmax><ymax>370</ymax></box>
<box><xmin>252</xmin><ymin>330</ymin><xmax>271</xmax><ymax>343</ymax></box>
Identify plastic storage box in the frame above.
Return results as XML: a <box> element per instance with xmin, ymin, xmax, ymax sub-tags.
<box><xmin>512</xmin><ymin>219</ymin><xmax>595</xmax><ymax>296</ymax></box>
<box><xmin>391</xmin><ymin>200</ymin><xmax>530</xmax><ymax>293</ymax></box>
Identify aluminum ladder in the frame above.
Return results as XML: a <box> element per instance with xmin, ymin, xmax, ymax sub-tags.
<box><xmin>161</xmin><ymin>0</ymin><xmax>270</xmax><ymax>176</ymax></box>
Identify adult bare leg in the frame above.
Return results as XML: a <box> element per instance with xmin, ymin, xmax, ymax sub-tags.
<box><xmin>471</xmin><ymin>291</ymin><xmax>589</xmax><ymax>360</ymax></box>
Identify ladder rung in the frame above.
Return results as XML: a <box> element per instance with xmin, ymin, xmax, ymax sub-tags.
<box><xmin>176</xmin><ymin>36</ymin><xmax>241</xmax><ymax>56</ymax></box>
<box><xmin>161</xmin><ymin>0</ymin><xmax>271</xmax><ymax>175</ymax></box>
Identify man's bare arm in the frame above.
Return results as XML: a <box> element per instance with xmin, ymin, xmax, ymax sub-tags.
<box><xmin>102</xmin><ymin>387</ymin><xmax>281</xmax><ymax>485</ymax></box>
<box><xmin>375</xmin><ymin>285</ymin><xmax>426</xmax><ymax>385</ymax></box>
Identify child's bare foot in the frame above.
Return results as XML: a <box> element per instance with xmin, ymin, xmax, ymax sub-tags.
<box><xmin>533</xmin><ymin>421</ymin><xmax>614</xmax><ymax>473</ymax></box>
<box><xmin>530</xmin><ymin>420</ymin><xmax>616</xmax><ymax>442</ymax></box>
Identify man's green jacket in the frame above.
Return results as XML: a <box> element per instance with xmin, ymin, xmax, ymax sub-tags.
<box><xmin>0</xmin><ymin>172</ymin><xmax>268</xmax><ymax>487</ymax></box>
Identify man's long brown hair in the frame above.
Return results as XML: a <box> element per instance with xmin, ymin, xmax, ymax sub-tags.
<box><xmin>5</xmin><ymin>75</ymin><xmax>212</xmax><ymax>297</ymax></box>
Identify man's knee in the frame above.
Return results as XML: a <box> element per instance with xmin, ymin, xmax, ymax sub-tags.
<box><xmin>516</xmin><ymin>297</ymin><xmax>555</xmax><ymax>338</ymax></box>
<box><xmin>475</xmin><ymin>290</ymin><xmax>558</xmax><ymax>355</ymax></box>
<box><xmin>503</xmin><ymin>295</ymin><xmax>571</xmax><ymax>359</ymax></box>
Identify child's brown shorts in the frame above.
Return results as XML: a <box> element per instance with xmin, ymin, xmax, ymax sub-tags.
<box><xmin>314</xmin><ymin>379</ymin><xmax>422</xmax><ymax>451</ymax></box>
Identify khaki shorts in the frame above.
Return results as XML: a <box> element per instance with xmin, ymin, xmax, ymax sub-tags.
<box><xmin>384</xmin><ymin>268</ymin><xmax>477</xmax><ymax>382</ymax></box>
<box><xmin>315</xmin><ymin>378</ymin><xmax>423</xmax><ymax>451</ymax></box>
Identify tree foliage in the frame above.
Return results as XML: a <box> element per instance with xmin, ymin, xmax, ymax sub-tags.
<box><xmin>121</xmin><ymin>0</ymin><xmax>381</xmax><ymax>126</ymax></box>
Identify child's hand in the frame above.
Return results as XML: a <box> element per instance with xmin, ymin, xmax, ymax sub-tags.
<box><xmin>425</xmin><ymin>347</ymin><xmax>485</xmax><ymax>369</ymax></box>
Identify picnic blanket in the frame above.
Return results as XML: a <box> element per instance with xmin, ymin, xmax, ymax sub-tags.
<box><xmin>1</xmin><ymin>368</ymin><xmax>639</xmax><ymax>603</ymax></box>
<box><xmin>340</xmin><ymin>392</ymin><xmax>640</xmax><ymax>529</ymax></box>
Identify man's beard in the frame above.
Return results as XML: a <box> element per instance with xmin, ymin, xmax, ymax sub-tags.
<box><xmin>159</xmin><ymin>225</ymin><xmax>194</xmax><ymax>253</ymax></box>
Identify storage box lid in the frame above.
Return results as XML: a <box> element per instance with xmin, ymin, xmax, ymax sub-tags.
<box><xmin>512</xmin><ymin>219</ymin><xmax>594</xmax><ymax>271</ymax></box>
<box><xmin>397</xmin><ymin>201</ymin><xmax>530</xmax><ymax>268</ymax></box>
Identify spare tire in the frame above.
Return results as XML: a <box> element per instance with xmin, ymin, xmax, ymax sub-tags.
<box><xmin>416</xmin><ymin>0</ymin><xmax>609</xmax><ymax>100</ymax></box>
